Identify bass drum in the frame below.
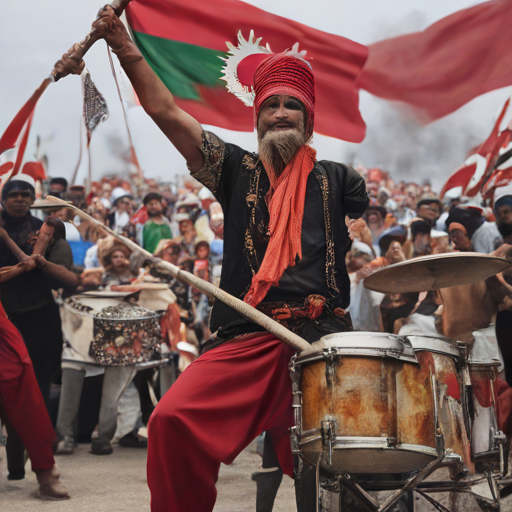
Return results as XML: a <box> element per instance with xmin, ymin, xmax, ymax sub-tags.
<box><xmin>293</xmin><ymin>332</ymin><xmax>440</xmax><ymax>475</ymax></box>
<box><xmin>406</xmin><ymin>334</ymin><xmax>474</xmax><ymax>474</ymax></box>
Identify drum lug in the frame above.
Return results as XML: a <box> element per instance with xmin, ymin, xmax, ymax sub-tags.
<box><xmin>386</xmin><ymin>436</ymin><xmax>397</xmax><ymax>448</ymax></box>
<box><xmin>321</xmin><ymin>417</ymin><xmax>337</xmax><ymax>466</ymax></box>
<box><xmin>324</xmin><ymin>347</ymin><xmax>337</xmax><ymax>389</ymax></box>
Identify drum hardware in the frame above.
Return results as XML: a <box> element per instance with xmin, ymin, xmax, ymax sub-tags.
<box><xmin>335</xmin><ymin>473</ymin><xmax>377</xmax><ymax>512</ymax></box>
<box><xmin>321</xmin><ymin>418</ymin><xmax>337</xmax><ymax>466</ymax></box>
<box><xmin>289</xmin><ymin>354</ymin><xmax>302</xmax><ymax>457</ymax></box>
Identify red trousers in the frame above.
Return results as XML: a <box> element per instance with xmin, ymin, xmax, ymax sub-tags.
<box><xmin>0</xmin><ymin>315</ymin><xmax>56</xmax><ymax>471</ymax></box>
<box><xmin>147</xmin><ymin>333</ymin><xmax>295</xmax><ymax>512</ymax></box>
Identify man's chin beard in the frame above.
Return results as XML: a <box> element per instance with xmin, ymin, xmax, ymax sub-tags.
<box><xmin>258</xmin><ymin>128</ymin><xmax>306</xmax><ymax>177</ymax></box>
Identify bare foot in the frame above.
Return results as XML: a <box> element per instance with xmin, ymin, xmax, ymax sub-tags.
<box><xmin>36</xmin><ymin>465</ymin><xmax>70</xmax><ymax>500</ymax></box>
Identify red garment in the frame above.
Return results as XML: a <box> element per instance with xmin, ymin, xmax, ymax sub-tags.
<box><xmin>244</xmin><ymin>145</ymin><xmax>317</xmax><ymax>307</ymax></box>
<box><xmin>0</xmin><ymin>315</ymin><xmax>55</xmax><ymax>471</ymax></box>
<box><xmin>147</xmin><ymin>333</ymin><xmax>295</xmax><ymax>512</ymax></box>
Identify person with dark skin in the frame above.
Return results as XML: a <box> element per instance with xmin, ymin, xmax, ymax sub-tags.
<box><xmin>0</xmin><ymin>238</ymin><xmax>70</xmax><ymax>499</ymax></box>
<box><xmin>448</xmin><ymin>222</ymin><xmax>473</xmax><ymax>252</ymax></box>
<box><xmin>0</xmin><ymin>177</ymin><xmax>79</xmax><ymax>482</ymax></box>
<box><xmin>54</xmin><ymin>8</ymin><xmax>368</xmax><ymax>512</ymax></box>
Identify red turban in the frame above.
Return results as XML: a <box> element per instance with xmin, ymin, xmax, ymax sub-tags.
<box><xmin>253</xmin><ymin>54</ymin><xmax>315</xmax><ymax>141</ymax></box>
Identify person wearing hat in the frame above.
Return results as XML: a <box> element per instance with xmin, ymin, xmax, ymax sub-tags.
<box><xmin>0</xmin><ymin>245</ymin><xmax>69</xmax><ymax>499</ymax></box>
<box><xmin>48</xmin><ymin>177</ymin><xmax>68</xmax><ymax>198</ymax></box>
<box><xmin>107</xmin><ymin>194</ymin><xmax>134</xmax><ymax>233</ymax></box>
<box><xmin>139</xmin><ymin>192</ymin><xmax>172</xmax><ymax>254</ymax></box>
<box><xmin>55</xmin><ymin>10</ymin><xmax>369</xmax><ymax>512</ymax></box>
<box><xmin>0</xmin><ymin>176</ymin><xmax>79</xmax><ymax>481</ymax></box>
<box><xmin>448</xmin><ymin>222</ymin><xmax>473</xmax><ymax>252</ymax></box>
<box><xmin>100</xmin><ymin>242</ymin><xmax>135</xmax><ymax>288</ymax></box>
<box><xmin>445</xmin><ymin>206</ymin><xmax>501</xmax><ymax>253</ymax></box>
<box><xmin>416</xmin><ymin>195</ymin><xmax>442</xmax><ymax>228</ymax></box>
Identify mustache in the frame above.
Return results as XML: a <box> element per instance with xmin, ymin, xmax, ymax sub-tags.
<box><xmin>271</xmin><ymin>121</ymin><xmax>295</xmax><ymax>128</ymax></box>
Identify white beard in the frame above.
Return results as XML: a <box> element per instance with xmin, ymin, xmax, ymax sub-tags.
<box><xmin>258</xmin><ymin>124</ymin><xmax>305</xmax><ymax>177</ymax></box>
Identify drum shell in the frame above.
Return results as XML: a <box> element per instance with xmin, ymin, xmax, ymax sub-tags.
<box><xmin>407</xmin><ymin>336</ymin><xmax>471</xmax><ymax>471</ymax></box>
<box><xmin>299</xmin><ymin>354</ymin><xmax>437</xmax><ymax>474</ymax></box>
<box><xmin>469</xmin><ymin>362</ymin><xmax>501</xmax><ymax>468</ymax></box>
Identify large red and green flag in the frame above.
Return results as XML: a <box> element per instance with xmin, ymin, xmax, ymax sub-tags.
<box><xmin>125</xmin><ymin>0</ymin><xmax>368</xmax><ymax>142</ymax></box>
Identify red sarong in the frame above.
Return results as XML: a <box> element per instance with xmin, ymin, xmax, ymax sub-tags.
<box><xmin>0</xmin><ymin>314</ymin><xmax>56</xmax><ymax>471</ymax></box>
<box><xmin>147</xmin><ymin>332</ymin><xmax>295</xmax><ymax>512</ymax></box>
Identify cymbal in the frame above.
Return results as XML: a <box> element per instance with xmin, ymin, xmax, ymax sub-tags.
<box><xmin>363</xmin><ymin>252</ymin><xmax>510</xmax><ymax>294</ymax></box>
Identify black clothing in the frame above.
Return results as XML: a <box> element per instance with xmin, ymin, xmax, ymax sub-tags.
<box><xmin>0</xmin><ymin>211</ymin><xmax>56</xmax><ymax>316</ymax></box>
<box><xmin>496</xmin><ymin>310</ymin><xmax>512</xmax><ymax>386</ymax></box>
<box><xmin>193</xmin><ymin>131</ymin><xmax>368</xmax><ymax>345</ymax></box>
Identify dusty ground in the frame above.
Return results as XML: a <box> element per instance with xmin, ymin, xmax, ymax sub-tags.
<box><xmin>1</xmin><ymin>441</ymin><xmax>511</xmax><ymax>511</ymax></box>
<box><xmin>0</xmin><ymin>440</ymin><xmax>296</xmax><ymax>512</ymax></box>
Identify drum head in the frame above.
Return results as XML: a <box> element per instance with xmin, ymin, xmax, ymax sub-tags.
<box><xmin>296</xmin><ymin>332</ymin><xmax>417</xmax><ymax>365</ymax></box>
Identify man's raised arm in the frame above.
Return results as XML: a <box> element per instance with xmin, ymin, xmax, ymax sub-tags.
<box><xmin>54</xmin><ymin>5</ymin><xmax>204</xmax><ymax>172</ymax></box>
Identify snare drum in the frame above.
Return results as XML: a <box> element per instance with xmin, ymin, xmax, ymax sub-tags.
<box><xmin>292</xmin><ymin>332</ymin><xmax>440</xmax><ymax>475</ymax></box>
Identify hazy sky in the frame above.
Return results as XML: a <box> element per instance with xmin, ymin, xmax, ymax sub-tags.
<box><xmin>0</xmin><ymin>0</ymin><xmax>510</xmax><ymax>189</ymax></box>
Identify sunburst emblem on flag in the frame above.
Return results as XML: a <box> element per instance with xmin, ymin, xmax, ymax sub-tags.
<box><xmin>220</xmin><ymin>31</ymin><xmax>309</xmax><ymax>107</ymax></box>
<box><xmin>81</xmin><ymin>67</ymin><xmax>109</xmax><ymax>139</ymax></box>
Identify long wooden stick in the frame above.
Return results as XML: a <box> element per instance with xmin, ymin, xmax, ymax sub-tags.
<box><xmin>45</xmin><ymin>196</ymin><xmax>316</xmax><ymax>354</ymax></box>
<box><xmin>51</xmin><ymin>0</ymin><xmax>133</xmax><ymax>82</ymax></box>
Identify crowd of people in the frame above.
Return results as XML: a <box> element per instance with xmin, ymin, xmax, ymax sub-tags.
<box><xmin>3</xmin><ymin>155</ymin><xmax>512</xmax><ymax>501</ymax></box>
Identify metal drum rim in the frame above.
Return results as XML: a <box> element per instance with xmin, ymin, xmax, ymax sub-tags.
<box><xmin>405</xmin><ymin>333</ymin><xmax>461</xmax><ymax>359</ymax></box>
<box><xmin>295</xmin><ymin>332</ymin><xmax>417</xmax><ymax>365</ymax></box>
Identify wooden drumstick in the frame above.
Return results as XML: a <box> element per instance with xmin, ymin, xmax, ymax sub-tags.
<box><xmin>0</xmin><ymin>227</ymin><xmax>30</xmax><ymax>262</ymax></box>
<box><xmin>44</xmin><ymin>195</ymin><xmax>317</xmax><ymax>355</ymax></box>
<box><xmin>51</xmin><ymin>0</ymin><xmax>133</xmax><ymax>82</ymax></box>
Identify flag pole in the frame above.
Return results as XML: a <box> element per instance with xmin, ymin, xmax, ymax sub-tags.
<box><xmin>50</xmin><ymin>0</ymin><xmax>133</xmax><ymax>82</ymax></box>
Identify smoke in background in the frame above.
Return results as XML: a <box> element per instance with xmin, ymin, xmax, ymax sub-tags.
<box><xmin>355</xmin><ymin>95</ymin><xmax>487</xmax><ymax>190</ymax></box>
<box><xmin>354</xmin><ymin>10</ymin><xmax>508</xmax><ymax>192</ymax></box>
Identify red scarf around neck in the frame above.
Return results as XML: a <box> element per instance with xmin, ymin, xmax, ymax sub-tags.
<box><xmin>244</xmin><ymin>145</ymin><xmax>317</xmax><ymax>307</ymax></box>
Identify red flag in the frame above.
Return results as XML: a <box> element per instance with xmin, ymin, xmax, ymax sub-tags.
<box><xmin>11</xmin><ymin>112</ymin><xmax>34</xmax><ymax>178</ymax></box>
<box><xmin>440</xmin><ymin>96</ymin><xmax>512</xmax><ymax>198</ymax></box>
<box><xmin>126</xmin><ymin>0</ymin><xmax>368</xmax><ymax>142</ymax></box>
<box><xmin>357</xmin><ymin>0</ymin><xmax>512</xmax><ymax>122</ymax></box>
<box><xmin>22</xmin><ymin>161</ymin><xmax>47</xmax><ymax>182</ymax></box>
<box><xmin>0</xmin><ymin>78</ymin><xmax>50</xmax><ymax>155</ymax></box>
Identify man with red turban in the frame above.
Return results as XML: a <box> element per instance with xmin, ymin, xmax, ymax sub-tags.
<box><xmin>56</xmin><ymin>7</ymin><xmax>368</xmax><ymax>512</ymax></box>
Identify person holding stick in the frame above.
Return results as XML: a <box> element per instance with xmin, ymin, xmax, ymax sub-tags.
<box><xmin>0</xmin><ymin>229</ymin><xmax>70</xmax><ymax>499</ymax></box>
<box><xmin>54</xmin><ymin>6</ymin><xmax>368</xmax><ymax>512</ymax></box>
<box><xmin>0</xmin><ymin>176</ymin><xmax>80</xmax><ymax>481</ymax></box>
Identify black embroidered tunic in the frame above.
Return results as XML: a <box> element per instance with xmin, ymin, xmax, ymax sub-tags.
<box><xmin>193</xmin><ymin>131</ymin><xmax>369</xmax><ymax>346</ymax></box>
